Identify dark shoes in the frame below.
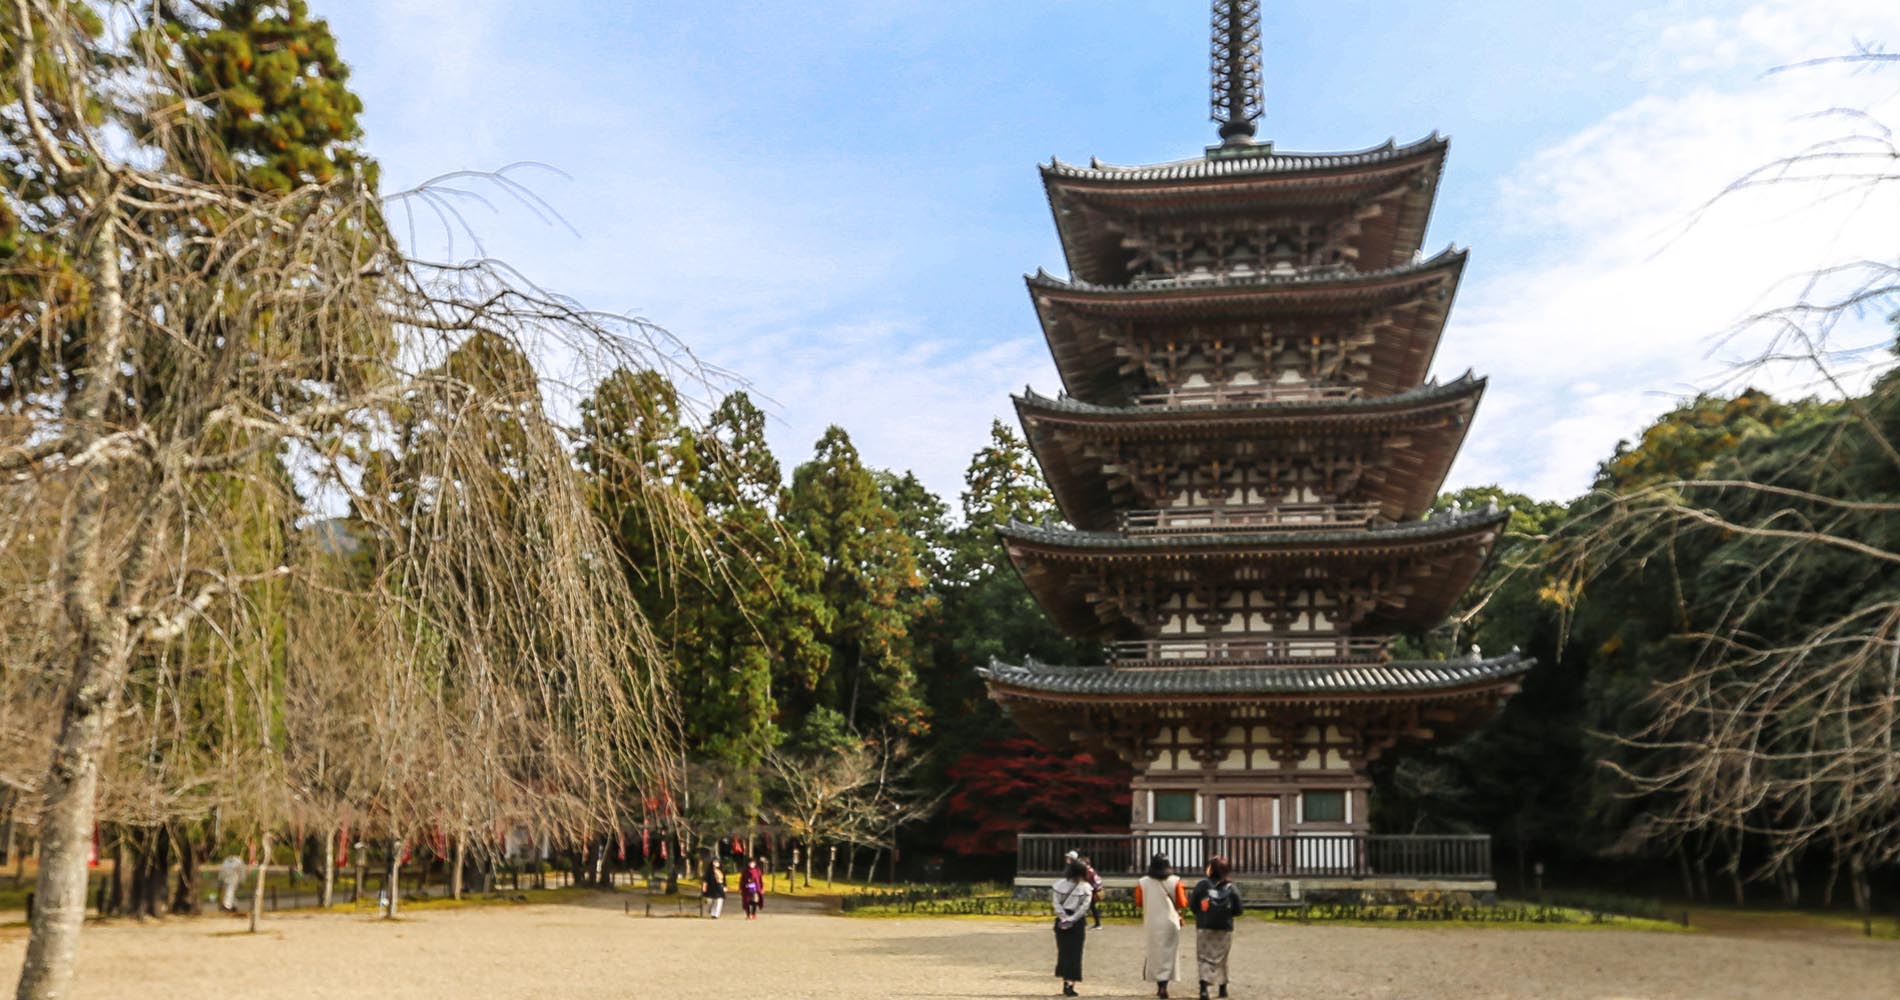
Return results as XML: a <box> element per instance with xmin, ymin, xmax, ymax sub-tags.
<box><xmin>1157</xmin><ymin>985</ymin><xmax>1170</xmax><ymax>998</ymax></box>
<box><xmin>1061</xmin><ymin>984</ymin><xmax>1078</xmax><ymax>997</ymax></box>
<box><xmin>1218</xmin><ymin>988</ymin><xmax>1229</xmax><ymax>999</ymax></box>
<box><xmin>1199</xmin><ymin>984</ymin><xmax>1210</xmax><ymax>1000</ymax></box>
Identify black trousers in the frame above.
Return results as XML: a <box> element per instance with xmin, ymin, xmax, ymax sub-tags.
<box><xmin>1053</xmin><ymin>922</ymin><xmax>1086</xmax><ymax>981</ymax></box>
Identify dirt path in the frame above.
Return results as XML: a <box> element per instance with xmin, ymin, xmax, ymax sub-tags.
<box><xmin>2</xmin><ymin>896</ymin><xmax>1895</xmax><ymax>999</ymax></box>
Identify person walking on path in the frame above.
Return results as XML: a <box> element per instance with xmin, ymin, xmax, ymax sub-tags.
<box><xmin>1051</xmin><ymin>858</ymin><xmax>1094</xmax><ymax>996</ymax></box>
<box><xmin>1189</xmin><ymin>856</ymin><xmax>1244</xmax><ymax>999</ymax></box>
<box><xmin>740</xmin><ymin>858</ymin><xmax>766</xmax><ymax>919</ymax></box>
<box><xmin>1136</xmin><ymin>854</ymin><xmax>1190</xmax><ymax>998</ymax></box>
<box><xmin>702</xmin><ymin>859</ymin><xmax>728</xmax><ymax>919</ymax></box>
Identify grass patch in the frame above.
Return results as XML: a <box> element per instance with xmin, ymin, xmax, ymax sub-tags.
<box><xmin>1267</xmin><ymin>901</ymin><xmax>1687</xmax><ymax>933</ymax></box>
<box><xmin>838</xmin><ymin>886</ymin><xmax>1684</xmax><ymax>932</ymax></box>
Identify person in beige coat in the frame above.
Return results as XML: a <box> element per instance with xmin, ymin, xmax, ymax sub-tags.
<box><xmin>1135</xmin><ymin>854</ymin><xmax>1190</xmax><ymax>998</ymax></box>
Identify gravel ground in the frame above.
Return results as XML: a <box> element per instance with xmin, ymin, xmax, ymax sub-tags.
<box><xmin>2</xmin><ymin>895</ymin><xmax>1895</xmax><ymax>999</ymax></box>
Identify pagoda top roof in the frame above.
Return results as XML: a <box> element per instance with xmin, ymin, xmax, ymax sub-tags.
<box><xmin>1042</xmin><ymin>134</ymin><xmax>1449</xmax><ymax>185</ymax></box>
<box><xmin>1040</xmin><ymin>135</ymin><xmax>1449</xmax><ymax>284</ymax></box>
<box><xmin>1000</xmin><ymin>503</ymin><xmax>1505</xmax><ymax>554</ymax></box>
<box><xmin>1027</xmin><ymin>246</ymin><xmax>1465</xmax><ymax>299</ymax></box>
<box><xmin>978</xmin><ymin>649</ymin><xmax>1531</xmax><ymax>702</ymax></box>
<box><xmin>1016</xmin><ymin>371</ymin><xmax>1484</xmax><ymax>423</ymax></box>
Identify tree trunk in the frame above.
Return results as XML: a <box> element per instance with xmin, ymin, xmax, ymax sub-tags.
<box><xmin>0</xmin><ymin>790</ymin><xmax>15</xmax><ymax>870</ymax></box>
<box><xmin>843</xmin><ymin>842</ymin><xmax>856</xmax><ymax>883</ymax></box>
<box><xmin>248</xmin><ymin>831</ymin><xmax>270</xmax><ymax>934</ymax></box>
<box><xmin>320</xmin><ymin>826</ymin><xmax>335</xmax><ymax>909</ymax></box>
<box><xmin>172</xmin><ymin>824</ymin><xmax>200</xmax><ymax>915</ymax></box>
<box><xmin>18</xmin><ymin>222</ymin><xmax>152</xmax><ymax>1000</ymax></box>
<box><xmin>450</xmin><ymin>836</ymin><xmax>464</xmax><ymax>901</ymax></box>
<box><xmin>352</xmin><ymin>843</ymin><xmax>365</xmax><ymax>905</ymax></box>
<box><xmin>139</xmin><ymin>826</ymin><xmax>171</xmax><ymax>919</ymax></box>
<box><xmin>102</xmin><ymin>829</ymin><xmax>123</xmax><ymax>918</ymax></box>
<box><xmin>1676</xmin><ymin>847</ymin><xmax>1694</xmax><ymax>901</ymax></box>
<box><xmin>1778</xmin><ymin>867</ymin><xmax>1799</xmax><ymax>906</ymax></box>
<box><xmin>1849</xmin><ymin>854</ymin><xmax>1871</xmax><ymax>914</ymax></box>
<box><xmin>386</xmin><ymin>838</ymin><xmax>402</xmax><ymax>918</ymax></box>
<box><xmin>15</xmin><ymin>631</ymin><xmax>138</xmax><ymax>1000</ymax></box>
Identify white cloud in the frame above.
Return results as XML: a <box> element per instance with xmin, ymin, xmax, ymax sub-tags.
<box><xmin>1442</xmin><ymin>0</ymin><xmax>1900</xmax><ymax>500</ymax></box>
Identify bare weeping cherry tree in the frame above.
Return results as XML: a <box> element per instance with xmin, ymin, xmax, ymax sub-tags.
<box><xmin>2</xmin><ymin>2</ymin><xmax>694</xmax><ymax>995</ymax></box>
<box><xmin>1541</xmin><ymin>52</ymin><xmax>1900</xmax><ymax>911</ymax></box>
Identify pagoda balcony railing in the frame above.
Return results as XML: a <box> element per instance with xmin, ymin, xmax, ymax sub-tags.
<box><xmin>1018</xmin><ymin>833</ymin><xmax>1493</xmax><ymax>882</ymax></box>
<box><xmin>1133</xmin><ymin>383</ymin><xmax>1363</xmax><ymax>409</ymax></box>
<box><xmin>1121</xmin><ymin>502</ymin><xmax>1380</xmax><ymax>534</ymax></box>
<box><xmin>1111</xmin><ymin>635</ymin><xmax>1390</xmax><ymax>667</ymax></box>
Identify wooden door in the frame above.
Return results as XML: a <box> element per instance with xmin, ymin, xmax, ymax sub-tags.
<box><xmin>1223</xmin><ymin>795</ymin><xmax>1277</xmax><ymax>836</ymax></box>
<box><xmin>1219</xmin><ymin>796</ymin><xmax>1282</xmax><ymax>875</ymax></box>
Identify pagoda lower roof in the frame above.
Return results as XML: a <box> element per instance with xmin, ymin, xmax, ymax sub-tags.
<box><xmin>1016</xmin><ymin>378</ymin><xmax>1482</xmax><ymax>530</ymax></box>
<box><xmin>1029</xmin><ymin>247</ymin><xmax>1464</xmax><ymax>300</ymax></box>
<box><xmin>1042</xmin><ymin>136</ymin><xmax>1448</xmax><ymax>285</ymax></box>
<box><xmin>1001</xmin><ymin>505</ymin><xmax>1504</xmax><ymax>554</ymax></box>
<box><xmin>1016</xmin><ymin>372</ymin><xmax>1484</xmax><ymax>425</ymax></box>
<box><xmin>1000</xmin><ymin>507</ymin><xmax>1507</xmax><ymax>637</ymax></box>
<box><xmin>1029</xmin><ymin>251</ymin><xmax>1464</xmax><ymax>405</ymax></box>
<box><xmin>978</xmin><ymin>651</ymin><xmax>1532</xmax><ymax>704</ymax></box>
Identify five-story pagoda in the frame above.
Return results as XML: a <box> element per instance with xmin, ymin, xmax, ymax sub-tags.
<box><xmin>979</xmin><ymin>1</ymin><xmax>1531</xmax><ymax>887</ymax></box>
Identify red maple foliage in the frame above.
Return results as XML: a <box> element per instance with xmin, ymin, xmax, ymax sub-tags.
<box><xmin>943</xmin><ymin>738</ymin><xmax>1133</xmax><ymax>856</ymax></box>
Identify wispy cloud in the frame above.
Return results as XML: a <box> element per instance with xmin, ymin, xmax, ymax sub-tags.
<box><xmin>1443</xmin><ymin>0</ymin><xmax>1900</xmax><ymax>500</ymax></box>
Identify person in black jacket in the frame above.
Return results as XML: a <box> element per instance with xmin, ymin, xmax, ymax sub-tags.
<box><xmin>1188</xmin><ymin>856</ymin><xmax>1243</xmax><ymax>999</ymax></box>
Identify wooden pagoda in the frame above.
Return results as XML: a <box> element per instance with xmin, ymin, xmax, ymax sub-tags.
<box><xmin>979</xmin><ymin>1</ymin><xmax>1530</xmax><ymax>890</ymax></box>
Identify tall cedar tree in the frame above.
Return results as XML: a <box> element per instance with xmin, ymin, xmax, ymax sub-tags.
<box><xmin>783</xmin><ymin>427</ymin><xmax>928</xmax><ymax>735</ymax></box>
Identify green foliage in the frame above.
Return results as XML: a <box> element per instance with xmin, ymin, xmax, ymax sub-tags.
<box><xmin>783</xmin><ymin>426</ymin><xmax>930</xmax><ymax>736</ymax></box>
<box><xmin>156</xmin><ymin>0</ymin><xmax>374</xmax><ymax>192</ymax></box>
<box><xmin>1381</xmin><ymin>375</ymin><xmax>1900</xmax><ymax>887</ymax></box>
<box><xmin>1594</xmin><ymin>390</ymin><xmax>1818</xmax><ymax>492</ymax></box>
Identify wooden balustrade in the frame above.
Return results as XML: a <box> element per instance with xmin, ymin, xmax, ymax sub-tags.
<box><xmin>1018</xmin><ymin>833</ymin><xmax>1492</xmax><ymax>881</ymax></box>
<box><xmin>1110</xmin><ymin>635</ymin><xmax>1390</xmax><ymax>666</ymax></box>
<box><xmin>1121</xmin><ymin>503</ymin><xmax>1379</xmax><ymax>534</ymax></box>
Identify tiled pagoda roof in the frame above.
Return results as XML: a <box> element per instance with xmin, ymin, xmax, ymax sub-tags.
<box><xmin>978</xmin><ymin>649</ymin><xmax>1532</xmax><ymax>702</ymax></box>
<box><xmin>1026</xmin><ymin>247</ymin><xmax>1465</xmax><ymax>297</ymax></box>
<box><xmin>1000</xmin><ymin>504</ymin><xmax>1505</xmax><ymax>553</ymax></box>
<box><xmin>1015</xmin><ymin>372</ymin><xmax>1484</xmax><ymax>423</ymax></box>
<box><xmin>999</xmin><ymin>506</ymin><xmax>1507</xmax><ymax>638</ymax></box>
<box><xmin>1041</xmin><ymin>134</ymin><xmax>1449</xmax><ymax>184</ymax></box>
<box><xmin>1015</xmin><ymin>377</ymin><xmax>1482</xmax><ymax>530</ymax></box>
<box><xmin>1041</xmin><ymin>135</ymin><xmax>1449</xmax><ymax>284</ymax></box>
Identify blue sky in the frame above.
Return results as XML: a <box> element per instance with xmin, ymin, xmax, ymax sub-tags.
<box><xmin>311</xmin><ymin>0</ymin><xmax>1900</xmax><ymax>505</ymax></box>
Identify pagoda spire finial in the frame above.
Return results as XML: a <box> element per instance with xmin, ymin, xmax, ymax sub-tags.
<box><xmin>1209</xmin><ymin>0</ymin><xmax>1263</xmax><ymax>145</ymax></box>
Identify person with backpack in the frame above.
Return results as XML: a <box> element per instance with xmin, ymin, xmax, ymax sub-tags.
<box><xmin>1188</xmin><ymin>856</ymin><xmax>1244</xmax><ymax>999</ymax></box>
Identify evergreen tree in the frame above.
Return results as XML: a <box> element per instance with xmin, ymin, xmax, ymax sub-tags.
<box><xmin>783</xmin><ymin>427</ymin><xmax>928</xmax><ymax>735</ymax></box>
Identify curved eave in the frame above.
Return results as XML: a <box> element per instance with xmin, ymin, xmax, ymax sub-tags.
<box><xmin>1042</xmin><ymin>135</ymin><xmax>1450</xmax><ymax>185</ymax></box>
<box><xmin>978</xmin><ymin>652</ymin><xmax>1532</xmax><ymax>706</ymax></box>
<box><xmin>1016</xmin><ymin>378</ymin><xmax>1484</xmax><ymax>530</ymax></box>
<box><xmin>1000</xmin><ymin>509</ymin><xmax>1506</xmax><ymax>637</ymax></box>
<box><xmin>1029</xmin><ymin>250</ymin><xmax>1465</xmax><ymax>405</ymax></box>
<box><xmin>1028</xmin><ymin>247</ymin><xmax>1465</xmax><ymax>301</ymax></box>
<box><xmin>1041</xmin><ymin>136</ymin><xmax>1448</xmax><ymax>283</ymax></box>
<box><xmin>1000</xmin><ymin>506</ymin><xmax>1506</xmax><ymax>556</ymax></box>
